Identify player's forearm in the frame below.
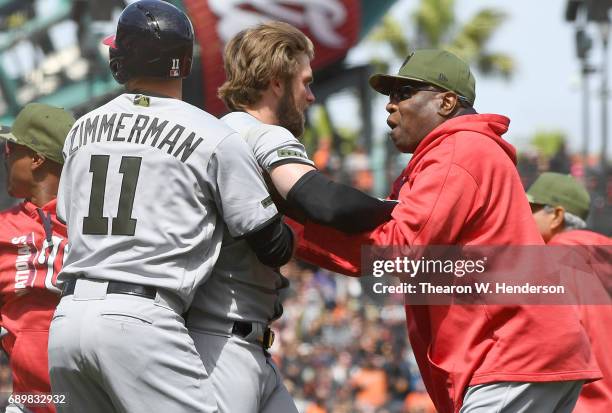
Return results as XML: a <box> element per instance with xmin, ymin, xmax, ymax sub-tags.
<box><xmin>285</xmin><ymin>217</ymin><xmax>362</xmax><ymax>276</ymax></box>
<box><xmin>245</xmin><ymin>217</ymin><xmax>294</xmax><ymax>267</ymax></box>
<box><xmin>285</xmin><ymin>170</ymin><xmax>397</xmax><ymax>233</ymax></box>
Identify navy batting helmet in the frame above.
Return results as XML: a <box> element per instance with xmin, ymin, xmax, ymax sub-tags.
<box><xmin>103</xmin><ymin>0</ymin><xmax>194</xmax><ymax>84</ymax></box>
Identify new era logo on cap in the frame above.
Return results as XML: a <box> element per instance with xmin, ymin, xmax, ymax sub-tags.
<box><xmin>438</xmin><ymin>73</ymin><xmax>448</xmax><ymax>82</ymax></box>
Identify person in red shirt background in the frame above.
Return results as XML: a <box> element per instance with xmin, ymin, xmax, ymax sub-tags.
<box><xmin>286</xmin><ymin>50</ymin><xmax>601</xmax><ymax>412</ymax></box>
<box><xmin>527</xmin><ymin>172</ymin><xmax>612</xmax><ymax>413</ymax></box>
<box><xmin>0</xmin><ymin>103</ymin><xmax>74</xmax><ymax>413</ymax></box>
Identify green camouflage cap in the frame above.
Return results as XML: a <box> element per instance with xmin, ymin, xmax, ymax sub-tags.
<box><xmin>0</xmin><ymin>103</ymin><xmax>75</xmax><ymax>164</ymax></box>
<box><xmin>526</xmin><ymin>172</ymin><xmax>591</xmax><ymax>220</ymax></box>
<box><xmin>369</xmin><ymin>49</ymin><xmax>476</xmax><ymax>106</ymax></box>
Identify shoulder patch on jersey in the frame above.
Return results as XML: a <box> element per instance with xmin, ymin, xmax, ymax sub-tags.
<box><xmin>277</xmin><ymin>149</ymin><xmax>307</xmax><ymax>159</ymax></box>
<box><xmin>261</xmin><ymin>196</ymin><xmax>274</xmax><ymax>208</ymax></box>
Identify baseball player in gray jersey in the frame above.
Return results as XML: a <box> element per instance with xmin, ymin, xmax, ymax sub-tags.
<box><xmin>187</xmin><ymin>22</ymin><xmax>396</xmax><ymax>413</ymax></box>
<box><xmin>48</xmin><ymin>3</ymin><xmax>294</xmax><ymax>413</ymax></box>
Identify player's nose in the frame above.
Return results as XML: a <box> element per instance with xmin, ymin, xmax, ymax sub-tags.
<box><xmin>306</xmin><ymin>87</ymin><xmax>315</xmax><ymax>105</ymax></box>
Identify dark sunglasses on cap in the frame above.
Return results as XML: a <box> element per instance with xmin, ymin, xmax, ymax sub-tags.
<box><xmin>388</xmin><ymin>83</ymin><xmax>444</xmax><ymax>104</ymax></box>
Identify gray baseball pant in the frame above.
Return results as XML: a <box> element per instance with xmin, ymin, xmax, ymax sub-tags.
<box><xmin>47</xmin><ymin>278</ymin><xmax>217</xmax><ymax>413</ymax></box>
<box><xmin>188</xmin><ymin>316</ymin><xmax>296</xmax><ymax>413</ymax></box>
<box><xmin>4</xmin><ymin>404</ymin><xmax>33</xmax><ymax>413</ymax></box>
<box><xmin>460</xmin><ymin>380</ymin><xmax>584</xmax><ymax>413</ymax></box>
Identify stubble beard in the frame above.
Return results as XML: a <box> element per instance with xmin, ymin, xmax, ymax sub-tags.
<box><xmin>276</xmin><ymin>88</ymin><xmax>305</xmax><ymax>138</ymax></box>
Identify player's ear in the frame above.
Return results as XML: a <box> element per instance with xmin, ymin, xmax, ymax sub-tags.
<box><xmin>438</xmin><ymin>92</ymin><xmax>459</xmax><ymax>117</ymax></box>
<box><xmin>30</xmin><ymin>152</ymin><xmax>47</xmax><ymax>171</ymax></box>
<box><xmin>550</xmin><ymin>206</ymin><xmax>565</xmax><ymax>232</ymax></box>
<box><xmin>270</xmin><ymin>77</ymin><xmax>284</xmax><ymax>98</ymax></box>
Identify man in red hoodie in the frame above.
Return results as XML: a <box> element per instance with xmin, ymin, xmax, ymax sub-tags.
<box><xmin>527</xmin><ymin>172</ymin><xmax>611</xmax><ymax>413</ymax></box>
<box><xmin>287</xmin><ymin>50</ymin><xmax>601</xmax><ymax>412</ymax></box>
<box><xmin>0</xmin><ymin>103</ymin><xmax>74</xmax><ymax>413</ymax></box>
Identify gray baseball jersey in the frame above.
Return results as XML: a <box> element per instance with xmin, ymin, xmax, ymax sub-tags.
<box><xmin>56</xmin><ymin>95</ymin><xmax>278</xmax><ymax>309</ymax></box>
<box><xmin>223</xmin><ymin>111</ymin><xmax>314</xmax><ymax>172</ymax></box>
<box><xmin>188</xmin><ymin>112</ymin><xmax>308</xmax><ymax>413</ymax></box>
<box><xmin>190</xmin><ymin>112</ymin><xmax>313</xmax><ymax>324</ymax></box>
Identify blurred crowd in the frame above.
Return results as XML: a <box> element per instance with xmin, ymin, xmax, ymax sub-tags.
<box><xmin>273</xmin><ymin>260</ymin><xmax>434</xmax><ymax>413</ymax></box>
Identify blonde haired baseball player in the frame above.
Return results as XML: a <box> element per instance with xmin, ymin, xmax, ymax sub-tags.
<box><xmin>188</xmin><ymin>21</ymin><xmax>395</xmax><ymax>413</ymax></box>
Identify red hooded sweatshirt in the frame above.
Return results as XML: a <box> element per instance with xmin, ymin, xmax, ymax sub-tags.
<box><xmin>549</xmin><ymin>230</ymin><xmax>612</xmax><ymax>413</ymax></box>
<box><xmin>288</xmin><ymin>114</ymin><xmax>601</xmax><ymax>413</ymax></box>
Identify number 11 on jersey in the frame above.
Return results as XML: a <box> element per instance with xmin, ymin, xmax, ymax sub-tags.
<box><xmin>82</xmin><ymin>155</ymin><xmax>142</xmax><ymax>236</ymax></box>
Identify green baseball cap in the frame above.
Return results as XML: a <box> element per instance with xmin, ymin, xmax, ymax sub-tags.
<box><xmin>0</xmin><ymin>103</ymin><xmax>75</xmax><ymax>164</ymax></box>
<box><xmin>526</xmin><ymin>172</ymin><xmax>591</xmax><ymax>220</ymax></box>
<box><xmin>369</xmin><ymin>49</ymin><xmax>476</xmax><ymax>106</ymax></box>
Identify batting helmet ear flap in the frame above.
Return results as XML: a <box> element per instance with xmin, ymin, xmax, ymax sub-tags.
<box><xmin>109</xmin><ymin>56</ymin><xmax>129</xmax><ymax>84</ymax></box>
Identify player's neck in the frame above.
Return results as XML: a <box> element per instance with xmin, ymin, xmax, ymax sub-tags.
<box><xmin>126</xmin><ymin>78</ymin><xmax>183</xmax><ymax>100</ymax></box>
<box><xmin>28</xmin><ymin>180</ymin><xmax>59</xmax><ymax>208</ymax></box>
<box><xmin>244</xmin><ymin>106</ymin><xmax>278</xmax><ymax>125</ymax></box>
<box><xmin>245</xmin><ymin>92</ymin><xmax>282</xmax><ymax>125</ymax></box>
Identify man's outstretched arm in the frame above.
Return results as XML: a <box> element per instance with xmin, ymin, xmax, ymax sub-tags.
<box><xmin>270</xmin><ymin>164</ymin><xmax>396</xmax><ymax>233</ymax></box>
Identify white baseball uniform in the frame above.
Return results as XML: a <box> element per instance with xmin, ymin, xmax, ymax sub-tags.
<box><xmin>188</xmin><ymin>112</ymin><xmax>313</xmax><ymax>413</ymax></box>
<box><xmin>49</xmin><ymin>95</ymin><xmax>278</xmax><ymax>413</ymax></box>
